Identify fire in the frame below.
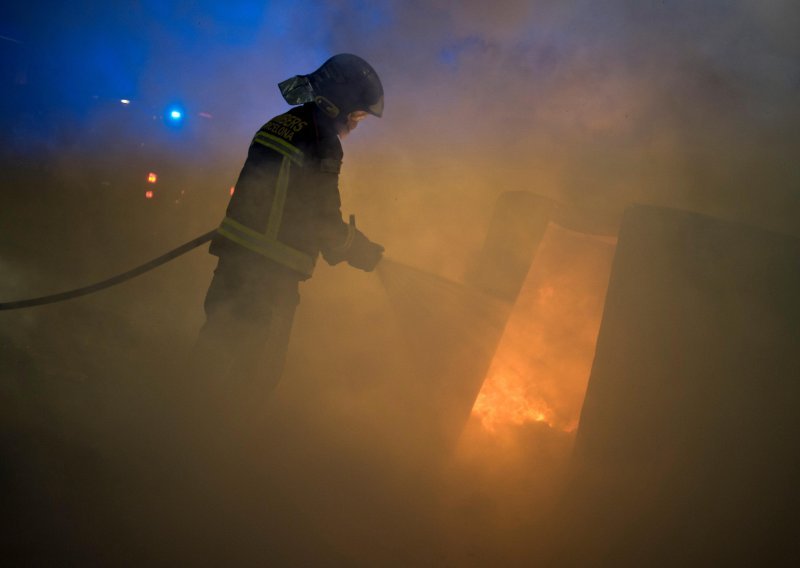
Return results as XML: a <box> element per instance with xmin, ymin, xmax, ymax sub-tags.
<box><xmin>472</xmin><ymin>224</ymin><xmax>616</xmax><ymax>433</ymax></box>
<box><xmin>473</xmin><ymin>369</ymin><xmax>555</xmax><ymax>430</ymax></box>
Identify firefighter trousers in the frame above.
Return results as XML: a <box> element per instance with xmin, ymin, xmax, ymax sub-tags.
<box><xmin>190</xmin><ymin>256</ymin><xmax>301</xmax><ymax>415</ymax></box>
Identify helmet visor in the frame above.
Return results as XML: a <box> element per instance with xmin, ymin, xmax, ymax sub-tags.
<box><xmin>367</xmin><ymin>94</ymin><xmax>384</xmax><ymax>117</ymax></box>
<box><xmin>359</xmin><ymin>66</ymin><xmax>384</xmax><ymax>117</ymax></box>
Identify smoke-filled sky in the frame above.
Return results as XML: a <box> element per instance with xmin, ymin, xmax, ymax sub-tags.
<box><xmin>3</xmin><ymin>1</ymin><xmax>798</xmax><ymax>262</ymax></box>
<box><xmin>2</xmin><ymin>3</ymin><xmax>799</xmax><ymax>564</ymax></box>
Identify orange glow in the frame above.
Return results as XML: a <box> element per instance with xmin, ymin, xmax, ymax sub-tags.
<box><xmin>147</xmin><ymin>172</ymin><xmax>158</xmax><ymax>184</ymax></box>
<box><xmin>230</xmin><ymin>186</ymin><xmax>235</xmax><ymax>196</ymax></box>
<box><xmin>472</xmin><ymin>224</ymin><xmax>616</xmax><ymax>433</ymax></box>
<box><xmin>145</xmin><ymin>190</ymin><xmax>154</xmax><ymax>199</ymax></box>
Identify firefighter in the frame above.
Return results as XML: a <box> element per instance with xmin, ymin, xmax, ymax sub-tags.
<box><xmin>192</xmin><ymin>54</ymin><xmax>385</xmax><ymax>411</ymax></box>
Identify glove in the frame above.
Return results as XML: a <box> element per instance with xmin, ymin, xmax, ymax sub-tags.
<box><xmin>347</xmin><ymin>230</ymin><xmax>384</xmax><ymax>272</ymax></box>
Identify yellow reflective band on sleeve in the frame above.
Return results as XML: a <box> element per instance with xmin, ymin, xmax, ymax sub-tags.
<box><xmin>253</xmin><ymin>132</ymin><xmax>304</xmax><ymax>166</ymax></box>
<box><xmin>217</xmin><ymin>217</ymin><xmax>316</xmax><ymax>277</ymax></box>
<box><xmin>265</xmin><ymin>156</ymin><xmax>291</xmax><ymax>240</ymax></box>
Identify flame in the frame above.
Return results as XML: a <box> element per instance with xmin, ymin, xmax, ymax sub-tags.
<box><xmin>472</xmin><ymin>224</ymin><xmax>615</xmax><ymax>433</ymax></box>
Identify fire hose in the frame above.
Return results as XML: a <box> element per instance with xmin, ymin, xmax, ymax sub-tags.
<box><xmin>0</xmin><ymin>230</ymin><xmax>216</xmax><ymax>311</ymax></box>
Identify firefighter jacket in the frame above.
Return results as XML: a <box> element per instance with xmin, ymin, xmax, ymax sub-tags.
<box><xmin>209</xmin><ymin>103</ymin><xmax>357</xmax><ymax>279</ymax></box>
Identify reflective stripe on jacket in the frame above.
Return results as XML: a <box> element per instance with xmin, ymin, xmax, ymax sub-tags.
<box><xmin>209</xmin><ymin>103</ymin><xmax>353</xmax><ymax>278</ymax></box>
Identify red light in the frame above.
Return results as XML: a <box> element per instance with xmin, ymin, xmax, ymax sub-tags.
<box><xmin>145</xmin><ymin>190</ymin><xmax>154</xmax><ymax>199</ymax></box>
<box><xmin>230</xmin><ymin>186</ymin><xmax>235</xmax><ymax>196</ymax></box>
<box><xmin>147</xmin><ymin>172</ymin><xmax>158</xmax><ymax>184</ymax></box>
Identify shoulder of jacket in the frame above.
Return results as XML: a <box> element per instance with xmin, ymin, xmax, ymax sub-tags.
<box><xmin>258</xmin><ymin>110</ymin><xmax>313</xmax><ymax>145</ymax></box>
<box><xmin>254</xmin><ymin>106</ymin><xmax>343</xmax><ymax>172</ymax></box>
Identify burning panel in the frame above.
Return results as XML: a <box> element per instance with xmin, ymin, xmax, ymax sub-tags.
<box><xmin>473</xmin><ymin>223</ymin><xmax>616</xmax><ymax>433</ymax></box>
<box><xmin>380</xmin><ymin>191</ymin><xmax>618</xmax><ymax>447</ymax></box>
<box><xmin>379</xmin><ymin>191</ymin><xmax>554</xmax><ymax>447</ymax></box>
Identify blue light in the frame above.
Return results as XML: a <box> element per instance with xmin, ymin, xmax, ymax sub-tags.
<box><xmin>163</xmin><ymin>104</ymin><xmax>186</xmax><ymax>129</ymax></box>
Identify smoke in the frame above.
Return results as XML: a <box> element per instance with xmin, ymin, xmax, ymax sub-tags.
<box><xmin>307</xmin><ymin>0</ymin><xmax>800</xmax><ymax>282</ymax></box>
<box><xmin>2</xmin><ymin>1</ymin><xmax>799</xmax><ymax>565</ymax></box>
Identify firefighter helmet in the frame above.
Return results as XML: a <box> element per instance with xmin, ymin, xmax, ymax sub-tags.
<box><xmin>279</xmin><ymin>53</ymin><xmax>384</xmax><ymax>119</ymax></box>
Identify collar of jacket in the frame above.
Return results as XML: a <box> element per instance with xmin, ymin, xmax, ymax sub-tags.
<box><xmin>307</xmin><ymin>103</ymin><xmax>342</xmax><ymax>139</ymax></box>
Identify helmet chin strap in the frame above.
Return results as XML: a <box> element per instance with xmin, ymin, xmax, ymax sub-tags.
<box><xmin>313</xmin><ymin>95</ymin><xmax>340</xmax><ymax>119</ymax></box>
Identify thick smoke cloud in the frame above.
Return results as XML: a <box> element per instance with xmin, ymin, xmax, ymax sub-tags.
<box><xmin>307</xmin><ymin>0</ymin><xmax>799</xmax><ymax>275</ymax></box>
<box><xmin>1</xmin><ymin>1</ymin><xmax>799</xmax><ymax>565</ymax></box>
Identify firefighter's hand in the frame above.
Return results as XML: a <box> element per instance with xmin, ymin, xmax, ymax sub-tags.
<box><xmin>348</xmin><ymin>231</ymin><xmax>384</xmax><ymax>272</ymax></box>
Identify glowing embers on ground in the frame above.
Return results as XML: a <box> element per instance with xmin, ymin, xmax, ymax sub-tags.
<box><xmin>472</xmin><ymin>224</ymin><xmax>616</xmax><ymax>433</ymax></box>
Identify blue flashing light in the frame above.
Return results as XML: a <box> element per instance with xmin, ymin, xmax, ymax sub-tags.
<box><xmin>164</xmin><ymin>104</ymin><xmax>187</xmax><ymax>128</ymax></box>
